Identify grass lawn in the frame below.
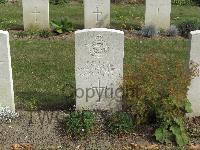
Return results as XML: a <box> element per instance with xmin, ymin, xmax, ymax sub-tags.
<box><xmin>0</xmin><ymin>2</ymin><xmax>195</xmax><ymax>110</ymax></box>
<box><xmin>10</xmin><ymin>37</ymin><xmax>189</xmax><ymax>110</ymax></box>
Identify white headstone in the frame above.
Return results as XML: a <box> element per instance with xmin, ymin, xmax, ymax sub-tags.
<box><xmin>84</xmin><ymin>0</ymin><xmax>110</xmax><ymax>29</ymax></box>
<box><xmin>75</xmin><ymin>28</ymin><xmax>124</xmax><ymax>111</ymax></box>
<box><xmin>0</xmin><ymin>31</ymin><xmax>15</xmax><ymax>111</ymax></box>
<box><xmin>22</xmin><ymin>0</ymin><xmax>49</xmax><ymax>30</ymax></box>
<box><xmin>145</xmin><ymin>0</ymin><xmax>171</xmax><ymax>30</ymax></box>
<box><xmin>187</xmin><ymin>30</ymin><xmax>200</xmax><ymax>117</ymax></box>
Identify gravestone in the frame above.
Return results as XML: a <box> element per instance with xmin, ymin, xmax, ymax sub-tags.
<box><xmin>75</xmin><ymin>28</ymin><xmax>124</xmax><ymax>111</ymax></box>
<box><xmin>187</xmin><ymin>30</ymin><xmax>200</xmax><ymax>117</ymax></box>
<box><xmin>84</xmin><ymin>0</ymin><xmax>110</xmax><ymax>28</ymax></box>
<box><xmin>22</xmin><ymin>0</ymin><xmax>49</xmax><ymax>30</ymax></box>
<box><xmin>145</xmin><ymin>0</ymin><xmax>171</xmax><ymax>30</ymax></box>
<box><xmin>0</xmin><ymin>31</ymin><xmax>15</xmax><ymax>111</ymax></box>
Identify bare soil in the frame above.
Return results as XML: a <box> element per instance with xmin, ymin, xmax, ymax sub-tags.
<box><xmin>0</xmin><ymin>111</ymin><xmax>199</xmax><ymax>150</ymax></box>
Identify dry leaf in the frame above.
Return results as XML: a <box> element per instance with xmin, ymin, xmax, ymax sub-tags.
<box><xmin>189</xmin><ymin>144</ymin><xmax>200</xmax><ymax>150</ymax></box>
<box><xmin>11</xmin><ymin>144</ymin><xmax>33</xmax><ymax>150</ymax></box>
<box><xmin>130</xmin><ymin>143</ymin><xmax>159</xmax><ymax>150</ymax></box>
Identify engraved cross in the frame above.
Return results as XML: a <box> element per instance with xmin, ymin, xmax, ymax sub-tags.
<box><xmin>32</xmin><ymin>7</ymin><xmax>40</xmax><ymax>23</ymax></box>
<box><xmin>93</xmin><ymin>7</ymin><xmax>102</xmax><ymax>22</ymax></box>
<box><xmin>92</xmin><ymin>79</ymin><xmax>106</xmax><ymax>102</ymax></box>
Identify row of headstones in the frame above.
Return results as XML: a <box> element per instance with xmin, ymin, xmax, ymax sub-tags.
<box><xmin>0</xmin><ymin>29</ymin><xmax>200</xmax><ymax>117</ymax></box>
<box><xmin>22</xmin><ymin>0</ymin><xmax>171</xmax><ymax>30</ymax></box>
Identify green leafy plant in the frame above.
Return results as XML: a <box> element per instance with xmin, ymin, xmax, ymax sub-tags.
<box><xmin>105</xmin><ymin>112</ymin><xmax>134</xmax><ymax>134</ymax></box>
<box><xmin>51</xmin><ymin>18</ymin><xmax>74</xmax><ymax>34</ymax></box>
<box><xmin>178</xmin><ymin>19</ymin><xmax>200</xmax><ymax>38</ymax></box>
<box><xmin>123</xmin><ymin>55</ymin><xmax>198</xmax><ymax>146</ymax></box>
<box><xmin>65</xmin><ymin>111</ymin><xmax>96</xmax><ymax>136</ymax></box>
<box><xmin>155</xmin><ymin>98</ymin><xmax>192</xmax><ymax>146</ymax></box>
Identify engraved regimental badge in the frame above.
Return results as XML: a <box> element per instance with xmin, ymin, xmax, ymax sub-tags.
<box><xmin>89</xmin><ymin>35</ymin><xmax>109</xmax><ymax>58</ymax></box>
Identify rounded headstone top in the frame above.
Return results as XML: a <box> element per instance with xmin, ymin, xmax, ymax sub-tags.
<box><xmin>75</xmin><ymin>28</ymin><xmax>124</xmax><ymax>35</ymax></box>
<box><xmin>190</xmin><ymin>30</ymin><xmax>200</xmax><ymax>35</ymax></box>
<box><xmin>0</xmin><ymin>30</ymin><xmax>9</xmax><ymax>35</ymax></box>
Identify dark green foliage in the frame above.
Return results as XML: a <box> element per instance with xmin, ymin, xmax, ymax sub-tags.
<box><xmin>65</xmin><ymin>111</ymin><xmax>95</xmax><ymax>136</ymax></box>
<box><xmin>178</xmin><ymin>19</ymin><xmax>200</xmax><ymax>38</ymax></box>
<box><xmin>0</xmin><ymin>0</ymin><xmax>7</xmax><ymax>4</ymax></box>
<box><xmin>50</xmin><ymin>0</ymin><xmax>69</xmax><ymax>5</ymax></box>
<box><xmin>123</xmin><ymin>55</ymin><xmax>198</xmax><ymax>146</ymax></box>
<box><xmin>51</xmin><ymin>18</ymin><xmax>74</xmax><ymax>34</ymax></box>
<box><xmin>192</xmin><ymin>0</ymin><xmax>200</xmax><ymax>5</ymax></box>
<box><xmin>38</xmin><ymin>30</ymin><xmax>52</xmax><ymax>38</ymax></box>
<box><xmin>172</xmin><ymin>0</ymin><xmax>192</xmax><ymax>5</ymax></box>
<box><xmin>105</xmin><ymin>112</ymin><xmax>133</xmax><ymax>134</ymax></box>
<box><xmin>141</xmin><ymin>25</ymin><xmax>158</xmax><ymax>37</ymax></box>
<box><xmin>15</xmin><ymin>31</ymin><xmax>28</xmax><ymax>38</ymax></box>
<box><xmin>155</xmin><ymin>117</ymin><xmax>190</xmax><ymax>147</ymax></box>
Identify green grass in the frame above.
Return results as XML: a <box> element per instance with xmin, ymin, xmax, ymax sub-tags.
<box><xmin>10</xmin><ymin>37</ymin><xmax>188</xmax><ymax>110</ymax></box>
<box><xmin>0</xmin><ymin>2</ymin><xmax>196</xmax><ymax>110</ymax></box>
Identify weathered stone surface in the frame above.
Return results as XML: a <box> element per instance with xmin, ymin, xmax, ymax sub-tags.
<box><xmin>187</xmin><ymin>30</ymin><xmax>200</xmax><ymax>117</ymax></box>
<box><xmin>75</xmin><ymin>28</ymin><xmax>124</xmax><ymax>111</ymax></box>
<box><xmin>22</xmin><ymin>0</ymin><xmax>49</xmax><ymax>30</ymax></box>
<box><xmin>145</xmin><ymin>0</ymin><xmax>171</xmax><ymax>30</ymax></box>
<box><xmin>84</xmin><ymin>0</ymin><xmax>110</xmax><ymax>28</ymax></box>
<box><xmin>0</xmin><ymin>30</ymin><xmax>15</xmax><ymax>111</ymax></box>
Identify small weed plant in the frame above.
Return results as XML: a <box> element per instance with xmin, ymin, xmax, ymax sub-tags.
<box><xmin>105</xmin><ymin>112</ymin><xmax>134</xmax><ymax>134</ymax></box>
<box><xmin>51</xmin><ymin>18</ymin><xmax>74</xmax><ymax>34</ymax></box>
<box><xmin>65</xmin><ymin>111</ymin><xmax>96</xmax><ymax>136</ymax></box>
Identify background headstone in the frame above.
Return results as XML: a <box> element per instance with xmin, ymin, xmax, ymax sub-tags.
<box><xmin>187</xmin><ymin>30</ymin><xmax>200</xmax><ymax>117</ymax></box>
<box><xmin>22</xmin><ymin>0</ymin><xmax>49</xmax><ymax>30</ymax></box>
<box><xmin>84</xmin><ymin>0</ymin><xmax>110</xmax><ymax>28</ymax></box>
<box><xmin>0</xmin><ymin>31</ymin><xmax>15</xmax><ymax>111</ymax></box>
<box><xmin>145</xmin><ymin>0</ymin><xmax>171</xmax><ymax>30</ymax></box>
<box><xmin>75</xmin><ymin>28</ymin><xmax>124</xmax><ymax>111</ymax></box>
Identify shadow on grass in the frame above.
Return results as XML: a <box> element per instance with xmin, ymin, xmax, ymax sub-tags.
<box><xmin>16</xmin><ymin>91</ymin><xmax>75</xmax><ymax>111</ymax></box>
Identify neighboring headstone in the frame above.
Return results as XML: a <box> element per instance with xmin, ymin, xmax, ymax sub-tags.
<box><xmin>84</xmin><ymin>0</ymin><xmax>110</xmax><ymax>29</ymax></box>
<box><xmin>145</xmin><ymin>0</ymin><xmax>171</xmax><ymax>30</ymax></box>
<box><xmin>0</xmin><ymin>30</ymin><xmax>15</xmax><ymax>111</ymax></box>
<box><xmin>22</xmin><ymin>0</ymin><xmax>49</xmax><ymax>30</ymax></box>
<box><xmin>75</xmin><ymin>28</ymin><xmax>124</xmax><ymax>111</ymax></box>
<box><xmin>187</xmin><ymin>30</ymin><xmax>200</xmax><ymax>117</ymax></box>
